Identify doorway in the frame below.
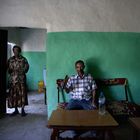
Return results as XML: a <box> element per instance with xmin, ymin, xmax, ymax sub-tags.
<box><xmin>0</xmin><ymin>27</ymin><xmax>47</xmax><ymax>116</ymax></box>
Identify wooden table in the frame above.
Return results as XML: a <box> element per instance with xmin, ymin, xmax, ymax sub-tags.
<box><xmin>47</xmin><ymin>110</ymin><xmax>118</xmax><ymax>140</ymax></box>
<box><xmin>129</xmin><ymin>117</ymin><xmax>140</xmax><ymax>140</ymax></box>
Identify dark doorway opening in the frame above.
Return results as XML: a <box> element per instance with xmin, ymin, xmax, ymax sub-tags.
<box><xmin>0</xmin><ymin>29</ymin><xmax>8</xmax><ymax>117</ymax></box>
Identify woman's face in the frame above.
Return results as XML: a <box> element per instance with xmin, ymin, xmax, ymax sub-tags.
<box><xmin>13</xmin><ymin>48</ymin><xmax>20</xmax><ymax>57</ymax></box>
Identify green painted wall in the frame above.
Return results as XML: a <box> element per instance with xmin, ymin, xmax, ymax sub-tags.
<box><xmin>22</xmin><ymin>52</ymin><xmax>46</xmax><ymax>90</ymax></box>
<box><xmin>46</xmin><ymin>32</ymin><xmax>140</xmax><ymax>118</ymax></box>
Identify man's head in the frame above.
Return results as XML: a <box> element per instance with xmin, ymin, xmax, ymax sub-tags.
<box><xmin>13</xmin><ymin>45</ymin><xmax>21</xmax><ymax>57</ymax></box>
<box><xmin>75</xmin><ymin>60</ymin><xmax>85</xmax><ymax>74</ymax></box>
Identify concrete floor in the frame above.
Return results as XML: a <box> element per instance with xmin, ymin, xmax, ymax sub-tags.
<box><xmin>0</xmin><ymin>91</ymin><xmax>136</xmax><ymax>140</ymax></box>
<box><xmin>0</xmin><ymin>91</ymin><xmax>51</xmax><ymax>140</ymax></box>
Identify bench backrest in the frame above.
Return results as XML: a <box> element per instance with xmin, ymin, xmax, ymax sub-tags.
<box><xmin>95</xmin><ymin>78</ymin><xmax>128</xmax><ymax>101</ymax></box>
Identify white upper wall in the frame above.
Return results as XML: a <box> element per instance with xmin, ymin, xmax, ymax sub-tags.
<box><xmin>0</xmin><ymin>0</ymin><xmax>140</xmax><ymax>32</ymax></box>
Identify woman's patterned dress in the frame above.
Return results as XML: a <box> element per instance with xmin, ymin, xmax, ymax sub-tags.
<box><xmin>7</xmin><ymin>55</ymin><xmax>29</xmax><ymax>108</ymax></box>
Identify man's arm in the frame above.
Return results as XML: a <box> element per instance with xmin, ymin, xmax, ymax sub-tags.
<box><xmin>92</xmin><ymin>90</ymin><xmax>97</xmax><ymax>108</ymax></box>
<box><xmin>64</xmin><ymin>81</ymin><xmax>73</xmax><ymax>93</ymax></box>
<box><xmin>63</xmin><ymin>76</ymin><xmax>73</xmax><ymax>93</ymax></box>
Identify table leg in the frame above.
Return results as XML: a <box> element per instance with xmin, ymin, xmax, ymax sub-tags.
<box><xmin>51</xmin><ymin>129</ymin><xmax>59</xmax><ymax>140</ymax></box>
<box><xmin>105</xmin><ymin>130</ymin><xmax>115</xmax><ymax>140</ymax></box>
<box><xmin>133</xmin><ymin>128</ymin><xmax>139</xmax><ymax>140</ymax></box>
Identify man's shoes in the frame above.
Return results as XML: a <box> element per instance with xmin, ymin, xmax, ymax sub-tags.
<box><xmin>73</xmin><ymin>130</ymin><xmax>86</xmax><ymax>138</ymax></box>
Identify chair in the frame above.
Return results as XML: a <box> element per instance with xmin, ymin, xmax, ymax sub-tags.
<box><xmin>56</xmin><ymin>78</ymin><xmax>68</xmax><ymax>109</ymax></box>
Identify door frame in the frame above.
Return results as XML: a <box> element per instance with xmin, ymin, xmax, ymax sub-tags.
<box><xmin>0</xmin><ymin>29</ymin><xmax>8</xmax><ymax>117</ymax></box>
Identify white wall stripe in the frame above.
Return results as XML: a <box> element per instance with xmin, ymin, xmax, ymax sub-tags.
<box><xmin>0</xmin><ymin>0</ymin><xmax>140</xmax><ymax>32</ymax></box>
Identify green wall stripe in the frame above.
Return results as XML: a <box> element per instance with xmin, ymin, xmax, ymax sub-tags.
<box><xmin>22</xmin><ymin>52</ymin><xmax>46</xmax><ymax>90</ymax></box>
<box><xmin>46</xmin><ymin>32</ymin><xmax>140</xmax><ymax>118</ymax></box>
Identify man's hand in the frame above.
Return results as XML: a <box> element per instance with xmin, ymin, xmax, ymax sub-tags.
<box><xmin>62</xmin><ymin>75</ymin><xmax>69</xmax><ymax>89</ymax></box>
<box><xmin>64</xmin><ymin>86</ymin><xmax>73</xmax><ymax>93</ymax></box>
<box><xmin>92</xmin><ymin>90</ymin><xmax>97</xmax><ymax>109</ymax></box>
<box><xmin>92</xmin><ymin>102</ymin><xmax>97</xmax><ymax>109</ymax></box>
<box><xmin>62</xmin><ymin>75</ymin><xmax>72</xmax><ymax>93</ymax></box>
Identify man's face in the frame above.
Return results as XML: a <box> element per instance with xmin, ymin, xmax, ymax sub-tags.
<box><xmin>75</xmin><ymin>63</ymin><xmax>85</xmax><ymax>74</ymax></box>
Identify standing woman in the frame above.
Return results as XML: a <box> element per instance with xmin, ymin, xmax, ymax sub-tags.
<box><xmin>7</xmin><ymin>45</ymin><xmax>29</xmax><ymax>116</ymax></box>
